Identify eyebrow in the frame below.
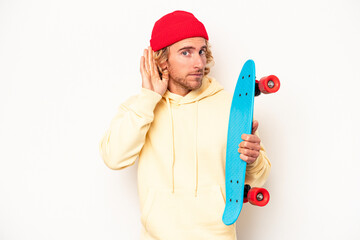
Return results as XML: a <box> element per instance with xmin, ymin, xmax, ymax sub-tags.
<box><xmin>178</xmin><ymin>45</ymin><xmax>207</xmax><ymax>52</ymax></box>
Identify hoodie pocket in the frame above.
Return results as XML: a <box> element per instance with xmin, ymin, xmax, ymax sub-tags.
<box><xmin>141</xmin><ymin>185</ymin><xmax>234</xmax><ymax>239</ymax></box>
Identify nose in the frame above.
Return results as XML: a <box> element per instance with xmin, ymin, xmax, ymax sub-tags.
<box><xmin>193</xmin><ymin>53</ymin><xmax>205</xmax><ymax>69</ymax></box>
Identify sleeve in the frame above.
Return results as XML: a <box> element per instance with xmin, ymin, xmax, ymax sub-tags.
<box><xmin>244</xmin><ymin>130</ymin><xmax>271</xmax><ymax>187</ymax></box>
<box><xmin>99</xmin><ymin>88</ymin><xmax>163</xmax><ymax>170</ymax></box>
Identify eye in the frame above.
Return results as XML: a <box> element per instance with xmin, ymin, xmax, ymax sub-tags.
<box><xmin>199</xmin><ymin>49</ymin><xmax>206</xmax><ymax>55</ymax></box>
<box><xmin>181</xmin><ymin>51</ymin><xmax>190</xmax><ymax>56</ymax></box>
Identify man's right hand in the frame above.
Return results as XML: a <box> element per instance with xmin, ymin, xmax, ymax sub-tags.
<box><xmin>140</xmin><ymin>46</ymin><xmax>169</xmax><ymax>96</ymax></box>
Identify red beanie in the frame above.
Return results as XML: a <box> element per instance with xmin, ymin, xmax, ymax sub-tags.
<box><xmin>150</xmin><ymin>10</ymin><xmax>209</xmax><ymax>52</ymax></box>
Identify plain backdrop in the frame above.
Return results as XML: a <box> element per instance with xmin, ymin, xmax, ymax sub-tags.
<box><xmin>1</xmin><ymin>0</ymin><xmax>359</xmax><ymax>239</ymax></box>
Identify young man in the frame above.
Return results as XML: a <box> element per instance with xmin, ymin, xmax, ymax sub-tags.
<box><xmin>99</xmin><ymin>10</ymin><xmax>271</xmax><ymax>240</ymax></box>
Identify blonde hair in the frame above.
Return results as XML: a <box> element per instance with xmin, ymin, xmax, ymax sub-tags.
<box><xmin>153</xmin><ymin>40</ymin><xmax>214</xmax><ymax>78</ymax></box>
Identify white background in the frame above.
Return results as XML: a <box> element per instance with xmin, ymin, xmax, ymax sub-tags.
<box><xmin>1</xmin><ymin>0</ymin><xmax>359</xmax><ymax>239</ymax></box>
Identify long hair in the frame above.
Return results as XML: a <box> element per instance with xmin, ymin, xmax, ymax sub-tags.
<box><xmin>153</xmin><ymin>40</ymin><xmax>214</xmax><ymax>78</ymax></box>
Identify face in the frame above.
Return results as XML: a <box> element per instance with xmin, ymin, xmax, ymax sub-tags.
<box><xmin>163</xmin><ymin>37</ymin><xmax>207</xmax><ymax>96</ymax></box>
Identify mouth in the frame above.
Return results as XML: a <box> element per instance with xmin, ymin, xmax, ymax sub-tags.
<box><xmin>188</xmin><ymin>73</ymin><xmax>203</xmax><ymax>77</ymax></box>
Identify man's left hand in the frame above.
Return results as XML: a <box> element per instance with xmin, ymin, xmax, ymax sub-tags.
<box><xmin>238</xmin><ymin>120</ymin><xmax>261</xmax><ymax>164</ymax></box>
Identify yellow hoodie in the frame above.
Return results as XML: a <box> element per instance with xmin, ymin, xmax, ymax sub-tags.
<box><xmin>99</xmin><ymin>76</ymin><xmax>271</xmax><ymax>240</ymax></box>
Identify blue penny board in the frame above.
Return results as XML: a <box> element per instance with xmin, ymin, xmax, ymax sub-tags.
<box><xmin>222</xmin><ymin>59</ymin><xmax>256</xmax><ymax>225</ymax></box>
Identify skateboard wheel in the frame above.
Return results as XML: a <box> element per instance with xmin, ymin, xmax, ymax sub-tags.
<box><xmin>247</xmin><ymin>187</ymin><xmax>270</xmax><ymax>206</ymax></box>
<box><xmin>258</xmin><ymin>75</ymin><xmax>280</xmax><ymax>94</ymax></box>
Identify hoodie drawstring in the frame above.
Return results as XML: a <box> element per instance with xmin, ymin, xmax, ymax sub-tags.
<box><xmin>165</xmin><ymin>98</ymin><xmax>200</xmax><ymax>197</ymax></box>
<box><xmin>194</xmin><ymin>100</ymin><xmax>199</xmax><ymax>197</ymax></box>
<box><xmin>166</xmin><ymin>98</ymin><xmax>176</xmax><ymax>194</ymax></box>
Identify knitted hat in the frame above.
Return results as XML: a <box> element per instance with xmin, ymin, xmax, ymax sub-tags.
<box><xmin>150</xmin><ymin>10</ymin><xmax>209</xmax><ymax>51</ymax></box>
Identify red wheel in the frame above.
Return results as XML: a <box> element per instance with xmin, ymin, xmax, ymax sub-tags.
<box><xmin>247</xmin><ymin>187</ymin><xmax>270</xmax><ymax>207</ymax></box>
<box><xmin>258</xmin><ymin>75</ymin><xmax>280</xmax><ymax>94</ymax></box>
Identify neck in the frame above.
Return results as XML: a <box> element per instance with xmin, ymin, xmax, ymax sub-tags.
<box><xmin>167</xmin><ymin>79</ymin><xmax>191</xmax><ymax>96</ymax></box>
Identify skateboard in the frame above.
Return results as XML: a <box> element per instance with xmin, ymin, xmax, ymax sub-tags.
<box><xmin>222</xmin><ymin>59</ymin><xmax>280</xmax><ymax>226</ymax></box>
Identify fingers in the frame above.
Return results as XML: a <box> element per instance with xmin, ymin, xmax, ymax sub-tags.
<box><xmin>143</xmin><ymin>48</ymin><xmax>150</xmax><ymax>74</ymax></box>
<box><xmin>241</xmin><ymin>134</ymin><xmax>260</xmax><ymax>144</ymax></box>
<box><xmin>239</xmin><ymin>153</ymin><xmax>257</xmax><ymax>164</ymax></box>
<box><xmin>239</xmin><ymin>140</ymin><xmax>261</xmax><ymax>151</ymax></box>
<box><xmin>148</xmin><ymin>47</ymin><xmax>154</xmax><ymax>75</ymax></box>
<box><xmin>143</xmin><ymin>46</ymin><xmax>160</xmax><ymax>79</ymax></box>
<box><xmin>140</xmin><ymin>54</ymin><xmax>150</xmax><ymax>82</ymax></box>
<box><xmin>140</xmin><ymin>56</ymin><xmax>146</xmax><ymax>76</ymax></box>
<box><xmin>141</xmin><ymin>46</ymin><xmax>168</xmax><ymax>93</ymax></box>
<box><xmin>238</xmin><ymin>133</ymin><xmax>261</xmax><ymax>164</ymax></box>
<box><xmin>148</xmin><ymin>46</ymin><xmax>159</xmax><ymax>77</ymax></box>
<box><xmin>153</xmin><ymin>59</ymin><xmax>161</xmax><ymax>79</ymax></box>
<box><xmin>252</xmin><ymin>120</ymin><xmax>259</xmax><ymax>134</ymax></box>
<box><xmin>238</xmin><ymin>147</ymin><xmax>260</xmax><ymax>158</ymax></box>
<box><xmin>150</xmin><ymin>47</ymin><xmax>163</xmax><ymax>80</ymax></box>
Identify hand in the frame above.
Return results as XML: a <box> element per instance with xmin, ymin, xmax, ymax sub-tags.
<box><xmin>140</xmin><ymin>46</ymin><xmax>169</xmax><ymax>96</ymax></box>
<box><xmin>238</xmin><ymin>120</ymin><xmax>261</xmax><ymax>164</ymax></box>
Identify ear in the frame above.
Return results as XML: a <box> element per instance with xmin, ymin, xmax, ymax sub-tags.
<box><xmin>159</xmin><ymin>61</ymin><xmax>168</xmax><ymax>71</ymax></box>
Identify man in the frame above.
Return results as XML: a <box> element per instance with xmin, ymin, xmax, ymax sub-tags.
<box><xmin>99</xmin><ymin>10</ymin><xmax>271</xmax><ymax>240</ymax></box>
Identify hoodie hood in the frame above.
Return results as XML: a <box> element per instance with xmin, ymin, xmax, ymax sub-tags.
<box><xmin>161</xmin><ymin>76</ymin><xmax>224</xmax><ymax>196</ymax></box>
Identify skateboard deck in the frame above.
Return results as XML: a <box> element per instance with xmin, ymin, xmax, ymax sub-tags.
<box><xmin>222</xmin><ymin>59</ymin><xmax>256</xmax><ymax>225</ymax></box>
